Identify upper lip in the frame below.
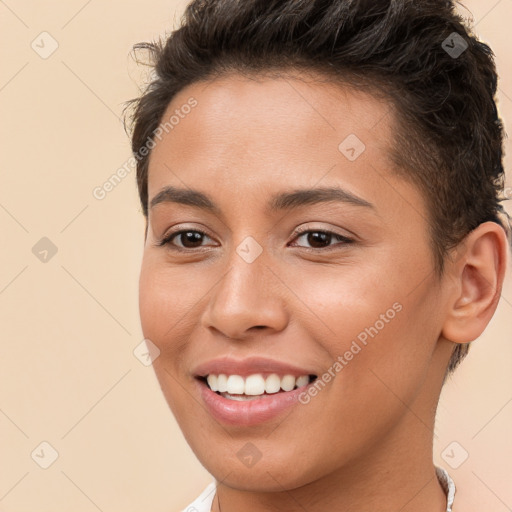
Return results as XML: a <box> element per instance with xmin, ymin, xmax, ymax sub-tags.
<box><xmin>192</xmin><ymin>356</ymin><xmax>317</xmax><ymax>379</ymax></box>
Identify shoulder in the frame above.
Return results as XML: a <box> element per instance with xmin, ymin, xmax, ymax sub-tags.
<box><xmin>179</xmin><ymin>481</ymin><xmax>217</xmax><ymax>512</ymax></box>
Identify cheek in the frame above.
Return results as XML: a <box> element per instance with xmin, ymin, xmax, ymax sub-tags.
<box><xmin>138</xmin><ymin>261</ymin><xmax>167</xmax><ymax>340</ymax></box>
<box><xmin>138</xmin><ymin>254</ymin><xmax>196</xmax><ymax>334</ymax></box>
<box><xmin>320</xmin><ymin>280</ymin><xmax>440</xmax><ymax>436</ymax></box>
<box><xmin>287</xmin><ymin>259</ymin><xmax>402</xmax><ymax>350</ymax></box>
<box><xmin>138</xmin><ymin>257</ymin><xmax>191</xmax><ymax>358</ymax></box>
<box><xmin>138</xmin><ymin>260</ymin><xmax>195</xmax><ymax>419</ymax></box>
<box><xmin>291</xmin><ymin>254</ymin><xmax>438</xmax><ymax>396</ymax></box>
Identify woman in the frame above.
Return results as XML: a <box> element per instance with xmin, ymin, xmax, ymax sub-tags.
<box><xmin>124</xmin><ymin>0</ymin><xmax>511</xmax><ymax>510</ymax></box>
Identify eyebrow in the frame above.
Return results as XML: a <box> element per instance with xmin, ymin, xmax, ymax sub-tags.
<box><xmin>149</xmin><ymin>185</ymin><xmax>375</xmax><ymax>213</ymax></box>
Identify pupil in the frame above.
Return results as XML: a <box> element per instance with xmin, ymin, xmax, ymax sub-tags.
<box><xmin>182</xmin><ymin>231</ymin><xmax>202</xmax><ymax>248</ymax></box>
<box><xmin>308</xmin><ymin>232</ymin><xmax>330</xmax><ymax>248</ymax></box>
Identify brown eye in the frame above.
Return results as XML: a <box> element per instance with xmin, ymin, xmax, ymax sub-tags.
<box><xmin>291</xmin><ymin>229</ymin><xmax>354</xmax><ymax>250</ymax></box>
<box><xmin>175</xmin><ymin>231</ymin><xmax>206</xmax><ymax>248</ymax></box>
<box><xmin>158</xmin><ymin>229</ymin><xmax>213</xmax><ymax>250</ymax></box>
<box><xmin>303</xmin><ymin>231</ymin><xmax>332</xmax><ymax>249</ymax></box>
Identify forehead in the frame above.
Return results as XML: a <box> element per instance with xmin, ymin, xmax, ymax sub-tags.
<box><xmin>153</xmin><ymin>71</ymin><xmax>394</xmax><ymax>154</ymax></box>
<box><xmin>146</xmin><ymin>71</ymin><xmax>424</xmax><ymax>220</ymax></box>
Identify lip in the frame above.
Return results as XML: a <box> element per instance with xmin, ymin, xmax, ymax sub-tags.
<box><xmin>192</xmin><ymin>356</ymin><xmax>317</xmax><ymax>378</ymax></box>
<box><xmin>196</xmin><ymin>377</ymin><xmax>313</xmax><ymax>426</ymax></box>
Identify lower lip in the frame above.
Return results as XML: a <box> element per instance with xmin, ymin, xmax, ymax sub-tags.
<box><xmin>196</xmin><ymin>379</ymin><xmax>310</xmax><ymax>426</ymax></box>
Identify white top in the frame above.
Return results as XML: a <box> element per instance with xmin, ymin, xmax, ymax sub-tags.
<box><xmin>181</xmin><ymin>466</ymin><xmax>456</xmax><ymax>512</ymax></box>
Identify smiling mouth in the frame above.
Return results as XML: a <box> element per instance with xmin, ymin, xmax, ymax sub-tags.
<box><xmin>199</xmin><ymin>373</ymin><xmax>318</xmax><ymax>401</ymax></box>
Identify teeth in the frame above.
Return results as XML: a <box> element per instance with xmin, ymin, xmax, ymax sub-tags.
<box><xmin>281</xmin><ymin>375</ymin><xmax>296</xmax><ymax>391</ymax></box>
<box><xmin>245</xmin><ymin>374</ymin><xmax>266</xmax><ymax>395</ymax></box>
<box><xmin>217</xmin><ymin>374</ymin><xmax>228</xmax><ymax>392</ymax></box>
<box><xmin>265</xmin><ymin>374</ymin><xmax>281</xmax><ymax>394</ymax></box>
<box><xmin>296</xmin><ymin>375</ymin><xmax>309</xmax><ymax>388</ymax></box>
<box><xmin>206</xmin><ymin>374</ymin><xmax>218</xmax><ymax>392</ymax></box>
<box><xmin>220</xmin><ymin>392</ymin><xmax>262</xmax><ymax>401</ymax></box>
<box><xmin>205</xmin><ymin>373</ymin><xmax>313</xmax><ymax>397</ymax></box>
<box><xmin>226</xmin><ymin>375</ymin><xmax>245</xmax><ymax>394</ymax></box>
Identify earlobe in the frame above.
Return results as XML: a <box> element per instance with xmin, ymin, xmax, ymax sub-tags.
<box><xmin>441</xmin><ymin>221</ymin><xmax>509</xmax><ymax>344</ymax></box>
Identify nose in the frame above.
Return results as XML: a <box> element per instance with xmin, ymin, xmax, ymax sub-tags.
<box><xmin>199</xmin><ymin>249</ymin><xmax>289</xmax><ymax>340</ymax></box>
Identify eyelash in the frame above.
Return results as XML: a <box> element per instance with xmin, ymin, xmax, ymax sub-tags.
<box><xmin>291</xmin><ymin>227</ymin><xmax>354</xmax><ymax>251</ymax></box>
<box><xmin>156</xmin><ymin>226</ymin><xmax>354</xmax><ymax>252</ymax></box>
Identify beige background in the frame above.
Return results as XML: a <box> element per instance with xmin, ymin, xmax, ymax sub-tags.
<box><xmin>0</xmin><ymin>1</ymin><xmax>511</xmax><ymax>511</ymax></box>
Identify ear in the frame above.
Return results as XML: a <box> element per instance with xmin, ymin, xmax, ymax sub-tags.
<box><xmin>441</xmin><ymin>221</ymin><xmax>510</xmax><ymax>344</ymax></box>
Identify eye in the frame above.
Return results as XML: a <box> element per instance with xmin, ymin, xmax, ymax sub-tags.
<box><xmin>289</xmin><ymin>227</ymin><xmax>354</xmax><ymax>251</ymax></box>
<box><xmin>157</xmin><ymin>228</ymin><xmax>214</xmax><ymax>251</ymax></box>
<box><xmin>155</xmin><ymin>226</ymin><xmax>354</xmax><ymax>252</ymax></box>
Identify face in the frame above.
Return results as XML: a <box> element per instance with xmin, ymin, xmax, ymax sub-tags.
<box><xmin>139</xmin><ymin>72</ymin><xmax>452</xmax><ymax>491</ymax></box>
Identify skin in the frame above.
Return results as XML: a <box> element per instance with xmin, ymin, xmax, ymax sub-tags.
<box><xmin>138</xmin><ymin>71</ymin><xmax>509</xmax><ymax>512</ymax></box>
